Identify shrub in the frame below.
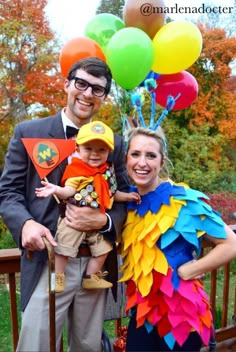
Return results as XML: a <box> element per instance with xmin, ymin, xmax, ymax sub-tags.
<box><xmin>206</xmin><ymin>192</ymin><xmax>236</xmax><ymax>225</ymax></box>
<box><xmin>0</xmin><ymin>217</ymin><xmax>16</xmax><ymax>249</ymax></box>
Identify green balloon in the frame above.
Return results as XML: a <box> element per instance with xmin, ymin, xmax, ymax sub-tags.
<box><xmin>106</xmin><ymin>27</ymin><xmax>154</xmax><ymax>90</ymax></box>
<box><xmin>84</xmin><ymin>13</ymin><xmax>125</xmax><ymax>52</ymax></box>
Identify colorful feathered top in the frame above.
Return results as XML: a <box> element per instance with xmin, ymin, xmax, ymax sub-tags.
<box><xmin>119</xmin><ymin>180</ymin><xmax>226</xmax><ymax>349</ymax></box>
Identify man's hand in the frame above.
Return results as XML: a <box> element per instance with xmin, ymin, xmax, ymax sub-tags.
<box><xmin>22</xmin><ymin>219</ymin><xmax>57</xmax><ymax>251</ymax></box>
<box><xmin>64</xmin><ymin>203</ymin><xmax>107</xmax><ymax>232</ymax></box>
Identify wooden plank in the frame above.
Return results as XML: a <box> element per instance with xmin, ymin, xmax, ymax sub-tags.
<box><xmin>8</xmin><ymin>273</ymin><xmax>19</xmax><ymax>350</ymax></box>
<box><xmin>0</xmin><ymin>248</ymin><xmax>20</xmax><ymax>274</ymax></box>
<box><xmin>215</xmin><ymin>325</ymin><xmax>236</xmax><ymax>342</ymax></box>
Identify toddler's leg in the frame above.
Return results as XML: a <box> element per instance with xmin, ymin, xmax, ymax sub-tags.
<box><xmin>55</xmin><ymin>253</ymin><xmax>68</xmax><ymax>293</ymax></box>
<box><xmin>82</xmin><ymin>253</ymin><xmax>113</xmax><ymax>289</ymax></box>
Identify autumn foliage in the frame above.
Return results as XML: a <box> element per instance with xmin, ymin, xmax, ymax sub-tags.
<box><xmin>207</xmin><ymin>192</ymin><xmax>236</xmax><ymax>225</ymax></box>
<box><xmin>189</xmin><ymin>24</ymin><xmax>236</xmax><ymax>142</ymax></box>
<box><xmin>0</xmin><ymin>0</ymin><xmax>65</xmax><ymax>124</ymax></box>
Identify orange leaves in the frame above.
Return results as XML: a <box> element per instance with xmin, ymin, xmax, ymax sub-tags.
<box><xmin>94</xmin><ymin>99</ymin><xmax>122</xmax><ymax>133</ymax></box>
<box><xmin>0</xmin><ymin>0</ymin><xmax>64</xmax><ymax>123</ymax></box>
<box><xmin>187</xmin><ymin>25</ymin><xmax>236</xmax><ymax>142</ymax></box>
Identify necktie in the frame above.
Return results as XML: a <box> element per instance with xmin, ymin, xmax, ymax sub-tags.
<box><xmin>66</xmin><ymin>126</ymin><xmax>79</xmax><ymax>139</ymax></box>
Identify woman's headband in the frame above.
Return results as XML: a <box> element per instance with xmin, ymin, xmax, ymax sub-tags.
<box><xmin>122</xmin><ymin>77</ymin><xmax>180</xmax><ymax>136</ymax></box>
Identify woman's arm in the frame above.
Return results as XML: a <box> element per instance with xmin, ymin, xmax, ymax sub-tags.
<box><xmin>177</xmin><ymin>225</ymin><xmax>236</xmax><ymax>280</ymax></box>
<box><xmin>0</xmin><ymin>123</ymin><xmax>58</xmax><ymax>249</ymax></box>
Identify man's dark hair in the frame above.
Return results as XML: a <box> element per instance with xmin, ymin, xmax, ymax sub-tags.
<box><xmin>67</xmin><ymin>57</ymin><xmax>112</xmax><ymax>95</ymax></box>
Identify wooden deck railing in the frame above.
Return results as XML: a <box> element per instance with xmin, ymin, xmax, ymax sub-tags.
<box><xmin>0</xmin><ymin>225</ymin><xmax>236</xmax><ymax>351</ymax></box>
<box><xmin>200</xmin><ymin>227</ymin><xmax>236</xmax><ymax>345</ymax></box>
<box><xmin>0</xmin><ymin>247</ymin><xmax>20</xmax><ymax>351</ymax></box>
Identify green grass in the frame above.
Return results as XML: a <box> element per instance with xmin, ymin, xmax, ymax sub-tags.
<box><xmin>104</xmin><ymin>317</ymin><xmax>130</xmax><ymax>338</ymax></box>
<box><xmin>0</xmin><ymin>290</ymin><xmax>13</xmax><ymax>351</ymax></box>
<box><xmin>0</xmin><ymin>230</ymin><xmax>17</xmax><ymax>250</ymax></box>
<box><xmin>0</xmin><ymin>285</ymin><xmax>21</xmax><ymax>352</ymax></box>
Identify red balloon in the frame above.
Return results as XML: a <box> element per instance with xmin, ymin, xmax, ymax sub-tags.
<box><xmin>59</xmin><ymin>37</ymin><xmax>106</xmax><ymax>77</ymax></box>
<box><xmin>123</xmin><ymin>0</ymin><xmax>166</xmax><ymax>39</ymax></box>
<box><xmin>155</xmin><ymin>71</ymin><xmax>198</xmax><ymax>110</ymax></box>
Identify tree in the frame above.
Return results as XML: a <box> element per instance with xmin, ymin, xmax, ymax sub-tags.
<box><xmin>0</xmin><ymin>0</ymin><xmax>66</xmax><ymax>168</ymax></box>
<box><xmin>94</xmin><ymin>97</ymin><xmax>122</xmax><ymax>133</ymax></box>
<box><xmin>159</xmin><ymin>23</ymin><xmax>236</xmax><ymax>192</ymax></box>
<box><xmin>189</xmin><ymin>25</ymin><xmax>236</xmax><ymax>140</ymax></box>
<box><xmin>96</xmin><ymin>0</ymin><xmax>125</xmax><ymax>19</ymax></box>
<box><xmin>194</xmin><ymin>0</ymin><xmax>236</xmax><ymax>37</ymax></box>
<box><xmin>163</xmin><ymin>119</ymin><xmax>235</xmax><ymax>192</ymax></box>
<box><xmin>0</xmin><ymin>0</ymin><xmax>65</xmax><ymax>125</ymax></box>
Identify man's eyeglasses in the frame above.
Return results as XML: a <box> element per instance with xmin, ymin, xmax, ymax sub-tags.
<box><xmin>72</xmin><ymin>77</ymin><xmax>107</xmax><ymax>97</ymax></box>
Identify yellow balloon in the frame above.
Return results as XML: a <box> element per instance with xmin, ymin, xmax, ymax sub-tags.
<box><xmin>152</xmin><ymin>21</ymin><xmax>202</xmax><ymax>74</ymax></box>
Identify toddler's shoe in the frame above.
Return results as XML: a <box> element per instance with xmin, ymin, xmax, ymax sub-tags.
<box><xmin>82</xmin><ymin>271</ymin><xmax>113</xmax><ymax>289</ymax></box>
<box><xmin>55</xmin><ymin>272</ymin><xmax>65</xmax><ymax>293</ymax></box>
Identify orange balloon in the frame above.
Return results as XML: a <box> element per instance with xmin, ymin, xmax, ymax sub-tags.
<box><xmin>59</xmin><ymin>37</ymin><xmax>106</xmax><ymax>77</ymax></box>
<box><xmin>123</xmin><ymin>0</ymin><xmax>166</xmax><ymax>39</ymax></box>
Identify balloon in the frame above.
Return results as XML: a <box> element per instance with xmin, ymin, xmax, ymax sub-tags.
<box><xmin>152</xmin><ymin>21</ymin><xmax>202</xmax><ymax>74</ymax></box>
<box><xmin>106</xmin><ymin>27</ymin><xmax>154</xmax><ymax>90</ymax></box>
<box><xmin>59</xmin><ymin>37</ymin><xmax>106</xmax><ymax>77</ymax></box>
<box><xmin>84</xmin><ymin>13</ymin><xmax>125</xmax><ymax>52</ymax></box>
<box><xmin>123</xmin><ymin>0</ymin><xmax>166</xmax><ymax>39</ymax></box>
<box><xmin>155</xmin><ymin>71</ymin><xmax>198</xmax><ymax>110</ymax></box>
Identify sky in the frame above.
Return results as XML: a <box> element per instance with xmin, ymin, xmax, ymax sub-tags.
<box><xmin>45</xmin><ymin>0</ymin><xmax>235</xmax><ymax>43</ymax></box>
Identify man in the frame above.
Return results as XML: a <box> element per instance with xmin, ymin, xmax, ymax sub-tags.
<box><xmin>0</xmin><ymin>57</ymin><xmax>129</xmax><ymax>352</ymax></box>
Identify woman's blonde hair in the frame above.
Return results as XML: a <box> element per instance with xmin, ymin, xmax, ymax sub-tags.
<box><xmin>126</xmin><ymin>127</ymin><xmax>172</xmax><ymax>177</ymax></box>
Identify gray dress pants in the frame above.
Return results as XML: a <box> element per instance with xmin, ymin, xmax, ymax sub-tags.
<box><xmin>17</xmin><ymin>256</ymin><xmax>107</xmax><ymax>352</ymax></box>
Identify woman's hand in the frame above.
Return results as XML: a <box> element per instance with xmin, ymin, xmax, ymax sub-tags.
<box><xmin>178</xmin><ymin>226</ymin><xmax>236</xmax><ymax>280</ymax></box>
<box><xmin>177</xmin><ymin>259</ymin><xmax>205</xmax><ymax>280</ymax></box>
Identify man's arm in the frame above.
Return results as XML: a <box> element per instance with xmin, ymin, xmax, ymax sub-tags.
<box><xmin>0</xmin><ymin>123</ymin><xmax>57</xmax><ymax>249</ymax></box>
<box><xmin>105</xmin><ymin>134</ymin><xmax>130</xmax><ymax>238</ymax></box>
<box><xmin>0</xmin><ymin>124</ymin><xmax>34</xmax><ymax>246</ymax></box>
<box><xmin>64</xmin><ymin>205</ymin><xmax>107</xmax><ymax>230</ymax></box>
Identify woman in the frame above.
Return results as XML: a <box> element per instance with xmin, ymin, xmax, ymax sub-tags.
<box><xmin>119</xmin><ymin>127</ymin><xmax>236</xmax><ymax>351</ymax></box>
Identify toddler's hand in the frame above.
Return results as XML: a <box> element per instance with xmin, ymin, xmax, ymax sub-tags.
<box><xmin>35</xmin><ymin>180</ymin><xmax>57</xmax><ymax>198</ymax></box>
<box><xmin>129</xmin><ymin>192</ymin><xmax>141</xmax><ymax>204</ymax></box>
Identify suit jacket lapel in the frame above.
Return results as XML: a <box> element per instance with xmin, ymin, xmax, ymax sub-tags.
<box><xmin>45</xmin><ymin>113</ymin><xmax>69</xmax><ymax>177</ymax></box>
<box><xmin>47</xmin><ymin>113</ymin><xmax>65</xmax><ymax>138</ymax></box>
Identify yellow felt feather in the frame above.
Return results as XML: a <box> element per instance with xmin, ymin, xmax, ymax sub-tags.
<box><xmin>120</xmin><ymin>196</ymin><xmax>186</xmax><ymax>294</ymax></box>
<box><xmin>138</xmin><ymin>271</ymin><xmax>153</xmax><ymax>297</ymax></box>
<box><xmin>153</xmin><ymin>247</ymin><xmax>168</xmax><ymax>275</ymax></box>
<box><xmin>132</xmin><ymin>241</ymin><xmax>144</xmax><ymax>265</ymax></box>
<box><xmin>133</xmin><ymin>261</ymin><xmax>142</xmax><ymax>281</ymax></box>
